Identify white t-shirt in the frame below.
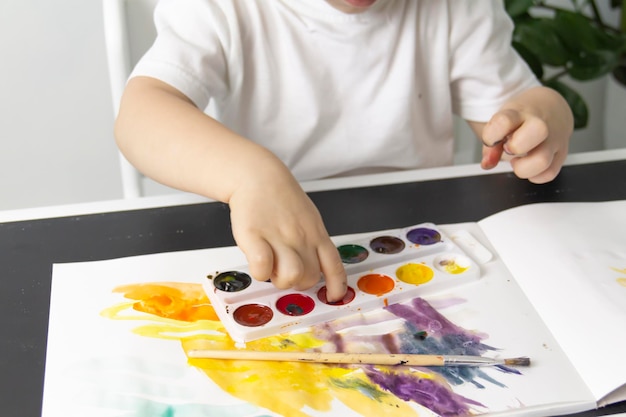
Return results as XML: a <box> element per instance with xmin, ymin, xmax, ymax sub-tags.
<box><xmin>131</xmin><ymin>0</ymin><xmax>539</xmax><ymax>180</ymax></box>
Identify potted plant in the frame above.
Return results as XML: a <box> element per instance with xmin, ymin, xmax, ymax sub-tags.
<box><xmin>505</xmin><ymin>0</ymin><xmax>626</xmax><ymax>129</ymax></box>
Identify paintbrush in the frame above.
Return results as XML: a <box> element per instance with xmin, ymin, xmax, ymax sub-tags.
<box><xmin>186</xmin><ymin>350</ymin><xmax>530</xmax><ymax>367</ymax></box>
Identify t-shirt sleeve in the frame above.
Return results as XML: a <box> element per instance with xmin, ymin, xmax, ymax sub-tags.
<box><xmin>448</xmin><ymin>0</ymin><xmax>540</xmax><ymax>122</ymax></box>
<box><xmin>129</xmin><ymin>0</ymin><xmax>232</xmax><ymax>111</ymax></box>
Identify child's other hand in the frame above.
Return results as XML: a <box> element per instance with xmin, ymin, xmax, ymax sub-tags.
<box><xmin>228</xmin><ymin>168</ymin><xmax>348</xmax><ymax>302</ymax></box>
<box><xmin>480</xmin><ymin>86</ymin><xmax>573</xmax><ymax>184</ymax></box>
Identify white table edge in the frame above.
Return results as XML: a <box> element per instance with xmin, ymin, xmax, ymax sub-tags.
<box><xmin>1</xmin><ymin>148</ymin><xmax>624</xmax><ymax>223</ymax></box>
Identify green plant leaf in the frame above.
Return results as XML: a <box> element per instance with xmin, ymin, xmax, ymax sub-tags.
<box><xmin>505</xmin><ymin>0</ymin><xmax>534</xmax><ymax>18</ymax></box>
<box><xmin>552</xmin><ymin>9</ymin><xmax>626</xmax><ymax>52</ymax></box>
<box><xmin>513</xmin><ymin>18</ymin><xmax>570</xmax><ymax>67</ymax></box>
<box><xmin>552</xmin><ymin>10</ymin><xmax>604</xmax><ymax>52</ymax></box>
<box><xmin>512</xmin><ymin>41</ymin><xmax>544</xmax><ymax>79</ymax></box>
<box><xmin>505</xmin><ymin>0</ymin><xmax>625</xmax><ymax>128</ymax></box>
<box><xmin>568</xmin><ymin>49</ymin><xmax>621</xmax><ymax>80</ymax></box>
<box><xmin>544</xmin><ymin>79</ymin><xmax>588</xmax><ymax>129</ymax></box>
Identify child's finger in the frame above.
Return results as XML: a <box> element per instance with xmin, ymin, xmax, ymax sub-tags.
<box><xmin>291</xmin><ymin>246</ymin><xmax>324</xmax><ymax>292</ymax></box>
<box><xmin>267</xmin><ymin>244</ymin><xmax>309</xmax><ymax>290</ymax></box>
<box><xmin>510</xmin><ymin>149</ymin><xmax>552</xmax><ymax>180</ymax></box>
<box><xmin>317</xmin><ymin>240</ymin><xmax>348</xmax><ymax>302</ymax></box>
<box><xmin>480</xmin><ymin>141</ymin><xmax>504</xmax><ymax>170</ymax></box>
<box><xmin>237</xmin><ymin>235</ymin><xmax>274</xmax><ymax>283</ymax></box>
<box><xmin>481</xmin><ymin>109</ymin><xmax>523</xmax><ymax>147</ymax></box>
<box><xmin>503</xmin><ymin>117</ymin><xmax>548</xmax><ymax>157</ymax></box>
<box><xmin>510</xmin><ymin>143</ymin><xmax>565</xmax><ymax>183</ymax></box>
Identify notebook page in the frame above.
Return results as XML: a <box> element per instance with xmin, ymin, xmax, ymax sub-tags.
<box><xmin>478</xmin><ymin>200</ymin><xmax>626</xmax><ymax>403</ymax></box>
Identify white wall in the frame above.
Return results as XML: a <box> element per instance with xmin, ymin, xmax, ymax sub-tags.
<box><xmin>0</xmin><ymin>1</ymin><xmax>622</xmax><ymax>211</ymax></box>
<box><xmin>0</xmin><ymin>0</ymin><xmax>121</xmax><ymax>211</ymax></box>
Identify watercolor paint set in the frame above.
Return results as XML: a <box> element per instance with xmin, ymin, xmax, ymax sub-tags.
<box><xmin>203</xmin><ymin>222</ymin><xmax>482</xmax><ymax>343</ymax></box>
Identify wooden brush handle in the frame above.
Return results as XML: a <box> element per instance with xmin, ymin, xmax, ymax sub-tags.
<box><xmin>187</xmin><ymin>350</ymin><xmax>446</xmax><ymax>366</ymax></box>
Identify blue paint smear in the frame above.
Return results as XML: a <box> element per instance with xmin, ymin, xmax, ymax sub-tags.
<box><xmin>63</xmin><ymin>356</ymin><xmax>268</xmax><ymax>417</ymax></box>
<box><xmin>95</xmin><ymin>395</ymin><xmax>265</xmax><ymax>417</ymax></box>
<box><xmin>386</xmin><ymin>299</ymin><xmax>520</xmax><ymax>388</ymax></box>
<box><xmin>134</xmin><ymin>400</ymin><xmax>270</xmax><ymax>417</ymax></box>
<box><xmin>364</xmin><ymin>297</ymin><xmax>522</xmax><ymax>414</ymax></box>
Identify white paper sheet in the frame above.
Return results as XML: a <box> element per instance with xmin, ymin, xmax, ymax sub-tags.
<box><xmin>41</xmin><ymin>224</ymin><xmax>601</xmax><ymax>417</ymax></box>
<box><xmin>479</xmin><ymin>200</ymin><xmax>626</xmax><ymax>403</ymax></box>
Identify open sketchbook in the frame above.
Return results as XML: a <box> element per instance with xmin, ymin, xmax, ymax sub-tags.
<box><xmin>41</xmin><ymin>200</ymin><xmax>626</xmax><ymax>417</ymax></box>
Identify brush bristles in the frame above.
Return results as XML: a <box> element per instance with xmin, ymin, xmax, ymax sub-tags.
<box><xmin>503</xmin><ymin>357</ymin><xmax>531</xmax><ymax>366</ymax></box>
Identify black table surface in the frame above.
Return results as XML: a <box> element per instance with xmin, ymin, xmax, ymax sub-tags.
<box><xmin>2</xmin><ymin>159</ymin><xmax>626</xmax><ymax>416</ymax></box>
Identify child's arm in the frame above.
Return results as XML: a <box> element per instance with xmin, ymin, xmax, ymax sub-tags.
<box><xmin>469</xmin><ymin>86</ymin><xmax>574</xmax><ymax>183</ymax></box>
<box><xmin>115</xmin><ymin>76</ymin><xmax>347</xmax><ymax>300</ymax></box>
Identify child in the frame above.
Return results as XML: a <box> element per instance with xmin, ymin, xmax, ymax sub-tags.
<box><xmin>115</xmin><ymin>0</ymin><xmax>573</xmax><ymax>301</ymax></box>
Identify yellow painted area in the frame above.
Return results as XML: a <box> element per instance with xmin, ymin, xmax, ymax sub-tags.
<box><xmin>103</xmin><ymin>282</ymin><xmax>441</xmax><ymax>417</ymax></box>
<box><xmin>191</xmin><ymin>358</ymin><xmax>337</xmax><ymax>417</ymax></box>
<box><xmin>610</xmin><ymin>267</ymin><xmax>626</xmax><ymax>287</ymax></box>
<box><xmin>396</xmin><ymin>263</ymin><xmax>434</xmax><ymax>285</ymax></box>
<box><xmin>438</xmin><ymin>259</ymin><xmax>469</xmax><ymax>274</ymax></box>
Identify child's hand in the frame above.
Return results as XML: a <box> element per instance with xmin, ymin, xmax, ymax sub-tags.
<box><xmin>480</xmin><ymin>86</ymin><xmax>573</xmax><ymax>184</ymax></box>
<box><xmin>115</xmin><ymin>77</ymin><xmax>347</xmax><ymax>301</ymax></box>
<box><xmin>228</xmin><ymin>168</ymin><xmax>348</xmax><ymax>302</ymax></box>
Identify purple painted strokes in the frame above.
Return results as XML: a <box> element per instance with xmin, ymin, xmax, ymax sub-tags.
<box><xmin>365</xmin><ymin>367</ymin><xmax>483</xmax><ymax>417</ymax></box>
<box><xmin>311</xmin><ymin>297</ymin><xmax>521</xmax><ymax>416</ymax></box>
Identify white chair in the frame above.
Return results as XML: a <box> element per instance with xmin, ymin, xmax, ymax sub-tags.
<box><xmin>102</xmin><ymin>0</ymin><xmax>159</xmax><ymax>198</ymax></box>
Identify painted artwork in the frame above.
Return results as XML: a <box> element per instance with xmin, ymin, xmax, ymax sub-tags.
<box><xmin>44</xmin><ymin>277</ymin><xmax>520</xmax><ymax>417</ymax></box>
<box><xmin>99</xmin><ymin>282</ymin><xmax>518</xmax><ymax>417</ymax></box>
<box><xmin>44</xmin><ymin>215</ymin><xmax>617</xmax><ymax>417</ymax></box>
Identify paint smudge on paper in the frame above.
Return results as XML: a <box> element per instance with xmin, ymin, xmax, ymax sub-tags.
<box><xmin>611</xmin><ymin>266</ymin><xmax>626</xmax><ymax>287</ymax></box>
<box><xmin>364</xmin><ymin>367</ymin><xmax>483</xmax><ymax>416</ymax></box>
<box><xmin>56</xmin><ymin>356</ymin><xmax>266</xmax><ymax>417</ymax></box>
<box><xmin>110</xmin><ymin>282</ymin><xmax>219</xmax><ymax>322</ymax></box>
<box><xmin>102</xmin><ymin>282</ymin><xmax>518</xmax><ymax>417</ymax></box>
